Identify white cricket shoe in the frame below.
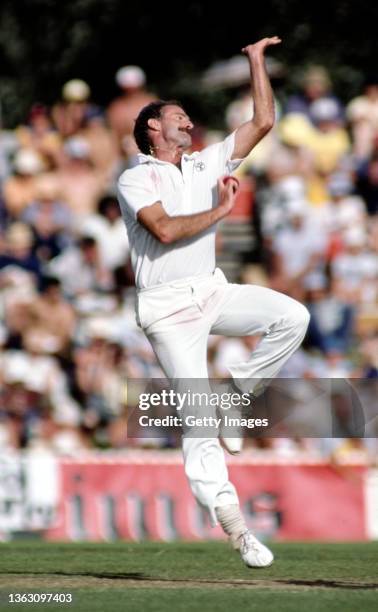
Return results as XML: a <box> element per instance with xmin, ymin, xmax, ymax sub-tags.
<box><xmin>238</xmin><ymin>531</ymin><xmax>274</xmax><ymax>568</ymax></box>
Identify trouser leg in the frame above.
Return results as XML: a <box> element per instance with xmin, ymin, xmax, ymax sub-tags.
<box><xmin>211</xmin><ymin>283</ymin><xmax>310</xmax><ymax>393</ymax></box>
<box><xmin>146</xmin><ymin>308</ymin><xmax>239</xmax><ymax>525</ymax></box>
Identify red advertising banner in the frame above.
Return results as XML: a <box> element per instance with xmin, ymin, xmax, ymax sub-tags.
<box><xmin>46</xmin><ymin>455</ymin><xmax>367</xmax><ymax>542</ymax></box>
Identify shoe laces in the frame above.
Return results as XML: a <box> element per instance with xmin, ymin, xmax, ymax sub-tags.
<box><xmin>240</xmin><ymin>531</ymin><xmax>261</xmax><ymax>555</ymax></box>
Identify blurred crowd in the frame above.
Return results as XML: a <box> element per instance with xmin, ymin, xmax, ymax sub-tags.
<box><xmin>0</xmin><ymin>63</ymin><xmax>377</xmax><ymax>459</ymax></box>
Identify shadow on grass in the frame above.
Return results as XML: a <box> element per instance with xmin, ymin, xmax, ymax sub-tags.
<box><xmin>1</xmin><ymin>571</ymin><xmax>377</xmax><ymax>590</ymax></box>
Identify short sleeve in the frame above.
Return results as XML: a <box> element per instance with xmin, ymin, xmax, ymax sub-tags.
<box><xmin>222</xmin><ymin>131</ymin><xmax>245</xmax><ymax>174</ymax></box>
<box><xmin>197</xmin><ymin>131</ymin><xmax>245</xmax><ymax>181</ymax></box>
<box><xmin>117</xmin><ymin>167</ymin><xmax>160</xmax><ymax>221</ymax></box>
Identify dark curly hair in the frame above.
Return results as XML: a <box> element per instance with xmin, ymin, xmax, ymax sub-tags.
<box><xmin>133</xmin><ymin>100</ymin><xmax>184</xmax><ymax>155</ymax></box>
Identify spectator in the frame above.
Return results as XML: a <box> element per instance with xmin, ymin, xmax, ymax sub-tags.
<box><xmin>324</xmin><ymin>171</ymin><xmax>366</xmax><ymax>235</ymax></box>
<box><xmin>24</xmin><ymin>277</ymin><xmax>76</xmax><ymax>356</ymax></box>
<box><xmin>306</xmin><ymin>275</ymin><xmax>354</xmax><ymax>354</ymax></box>
<box><xmin>21</xmin><ymin>174</ymin><xmax>73</xmax><ymax>262</ymax></box>
<box><xmin>79</xmin><ymin>108</ymin><xmax>119</xmax><ymax>177</ymax></box>
<box><xmin>279</xmin><ymin>97</ymin><xmax>350</xmax><ymax>175</ymax></box>
<box><xmin>48</xmin><ymin>235</ymin><xmax>113</xmax><ymax>298</ymax></box>
<box><xmin>107</xmin><ymin>65</ymin><xmax>156</xmax><ymax>158</ymax></box>
<box><xmin>3</xmin><ymin>149</ymin><xmax>44</xmax><ymax>218</ymax></box>
<box><xmin>52</xmin><ymin>79</ymin><xmax>93</xmax><ymax>138</ymax></box>
<box><xmin>0</xmin><ymin>348</ymin><xmax>80</xmax><ymax>447</ymax></box>
<box><xmin>71</xmin><ymin>319</ymin><xmax>126</xmax><ymax>441</ymax></box>
<box><xmin>0</xmin><ymin>222</ymin><xmax>41</xmax><ymax>280</ymax></box>
<box><xmin>285</xmin><ymin>65</ymin><xmax>343</xmax><ymax>124</ymax></box>
<box><xmin>15</xmin><ymin>104</ymin><xmax>61</xmax><ymax>169</ymax></box>
<box><xmin>270</xmin><ymin>198</ymin><xmax>327</xmax><ymax>299</ymax></box>
<box><xmin>57</xmin><ymin>137</ymin><xmax>109</xmax><ymax>219</ymax></box>
<box><xmin>79</xmin><ymin>195</ymin><xmax>129</xmax><ymax>270</ymax></box>
<box><xmin>347</xmin><ymin>74</ymin><xmax>378</xmax><ymax>160</ymax></box>
<box><xmin>331</xmin><ymin>226</ymin><xmax>377</xmax><ymax>304</ymax></box>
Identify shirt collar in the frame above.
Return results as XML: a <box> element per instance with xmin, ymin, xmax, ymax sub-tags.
<box><xmin>137</xmin><ymin>152</ymin><xmax>196</xmax><ymax>166</ymax></box>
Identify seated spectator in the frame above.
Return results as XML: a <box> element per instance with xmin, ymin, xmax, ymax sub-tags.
<box><xmin>2</xmin><ymin>345</ymin><xmax>80</xmax><ymax>430</ymax></box>
<box><xmin>3</xmin><ymin>149</ymin><xmax>44</xmax><ymax>218</ymax></box>
<box><xmin>79</xmin><ymin>108</ymin><xmax>119</xmax><ymax>177</ymax></box>
<box><xmin>71</xmin><ymin>319</ymin><xmax>126</xmax><ymax>440</ymax></box>
<box><xmin>25</xmin><ymin>276</ymin><xmax>76</xmax><ymax>356</ymax></box>
<box><xmin>270</xmin><ymin>198</ymin><xmax>327</xmax><ymax>299</ymax></box>
<box><xmin>0</xmin><ymin>222</ymin><xmax>41</xmax><ymax>280</ymax></box>
<box><xmin>323</xmin><ymin>171</ymin><xmax>366</xmax><ymax>235</ymax></box>
<box><xmin>306</xmin><ymin>275</ymin><xmax>354</xmax><ymax>354</ymax></box>
<box><xmin>1</xmin><ymin>375</ymin><xmax>47</xmax><ymax>448</ymax></box>
<box><xmin>347</xmin><ymin>74</ymin><xmax>378</xmax><ymax>160</ymax></box>
<box><xmin>308</xmin><ymin>98</ymin><xmax>350</xmax><ymax>174</ymax></box>
<box><xmin>48</xmin><ymin>235</ymin><xmax>113</xmax><ymax>298</ymax></box>
<box><xmin>21</xmin><ymin>174</ymin><xmax>73</xmax><ymax>262</ymax></box>
<box><xmin>79</xmin><ymin>195</ymin><xmax>129</xmax><ymax>270</ymax></box>
<box><xmin>57</xmin><ymin>137</ymin><xmax>109</xmax><ymax>220</ymax></box>
<box><xmin>52</xmin><ymin>79</ymin><xmax>93</xmax><ymax>138</ymax></box>
<box><xmin>279</xmin><ymin>98</ymin><xmax>350</xmax><ymax>175</ymax></box>
<box><xmin>0</xmin><ymin>346</ymin><xmax>80</xmax><ymax>447</ymax></box>
<box><xmin>15</xmin><ymin>104</ymin><xmax>62</xmax><ymax>169</ymax></box>
<box><xmin>331</xmin><ymin>227</ymin><xmax>378</xmax><ymax>304</ymax></box>
<box><xmin>285</xmin><ymin>65</ymin><xmax>343</xmax><ymax>124</ymax></box>
<box><xmin>2</xmin><ymin>268</ymin><xmax>38</xmax><ymax>349</ymax></box>
<box><xmin>107</xmin><ymin>65</ymin><xmax>156</xmax><ymax>157</ymax></box>
<box><xmin>259</xmin><ymin>173</ymin><xmax>308</xmax><ymax>237</ymax></box>
<box><xmin>319</xmin><ymin>171</ymin><xmax>367</xmax><ymax>261</ymax></box>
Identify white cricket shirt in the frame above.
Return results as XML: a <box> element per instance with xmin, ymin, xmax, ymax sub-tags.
<box><xmin>117</xmin><ymin>132</ymin><xmax>243</xmax><ymax>289</ymax></box>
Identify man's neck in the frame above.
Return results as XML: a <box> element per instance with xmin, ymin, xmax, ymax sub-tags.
<box><xmin>151</xmin><ymin>144</ymin><xmax>185</xmax><ymax>167</ymax></box>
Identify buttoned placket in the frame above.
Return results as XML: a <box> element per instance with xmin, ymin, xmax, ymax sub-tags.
<box><xmin>140</xmin><ymin>153</ymin><xmax>194</xmax><ymax>216</ymax></box>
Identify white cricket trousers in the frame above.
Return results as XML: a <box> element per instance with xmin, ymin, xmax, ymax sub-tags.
<box><xmin>137</xmin><ymin>268</ymin><xmax>310</xmax><ymax>525</ymax></box>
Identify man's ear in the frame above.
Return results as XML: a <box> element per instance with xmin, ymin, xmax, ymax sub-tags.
<box><xmin>147</xmin><ymin>118</ymin><xmax>161</xmax><ymax>132</ymax></box>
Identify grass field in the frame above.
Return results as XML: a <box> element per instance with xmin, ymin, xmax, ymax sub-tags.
<box><xmin>0</xmin><ymin>541</ymin><xmax>377</xmax><ymax>611</ymax></box>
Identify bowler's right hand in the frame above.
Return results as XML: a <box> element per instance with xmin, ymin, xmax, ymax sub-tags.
<box><xmin>217</xmin><ymin>176</ymin><xmax>240</xmax><ymax>215</ymax></box>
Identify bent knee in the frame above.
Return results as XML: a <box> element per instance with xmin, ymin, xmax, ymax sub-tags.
<box><xmin>284</xmin><ymin>301</ymin><xmax>310</xmax><ymax>332</ymax></box>
<box><xmin>293</xmin><ymin>303</ymin><xmax>311</xmax><ymax>331</ymax></box>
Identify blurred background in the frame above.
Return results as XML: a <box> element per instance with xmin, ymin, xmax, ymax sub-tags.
<box><xmin>0</xmin><ymin>0</ymin><xmax>377</xmax><ymax>542</ymax></box>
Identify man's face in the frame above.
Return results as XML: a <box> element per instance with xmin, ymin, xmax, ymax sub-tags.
<box><xmin>158</xmin><ymin>105</ymin><xmax>193</xmax><ymax>149</ymax></box>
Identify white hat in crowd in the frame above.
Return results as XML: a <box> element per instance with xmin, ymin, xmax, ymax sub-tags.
<box><xmin>115</xmin><ymin>65</ymin><xmax>146</xmax><ymax>89</ymax></box>
<box><xmin>286</xmin><ymin>197</ymin><xmax>309</xmax><ymax>218</ymax></box>
<box><xmin>310</xmin><ymin>98</ymin><xmax>340</xmax><ymax>123</ymax></box>
<box><xmin>343</xmin><ymin>227</ymin><xmax>366</xmax><ymax>247</ymax></box>
<box><xmin>2</xmin><ymin>352</ymin><xmax>47</xmax><ymax>392</ymax></box>
<box><xmin>14</xmin><ymin>149</ymin><xmax>44</xmax><ymax>175</ymax></box>
<box><xmin>64</xmin><ymin>136</ymin><xmax>91</xmax><ymax>160</ymax></box>
<box><xmin>62</xmin><ymin>79</ymin><xmax>91</xmax><ymax>102</ymax></box>
<box><xmin>277</xmin><ymin>175</ymin><xmax>307</xmax><ymax>201</ymax></box>
<box><xmin>84</xmin><ymin>317</ymin><xmax>118</xmax><ymax>342</ymax></box>
<box><xmin>2</xmin><ymin>352</ymin><xmax>30</xmax><ymax>387</ymax></box>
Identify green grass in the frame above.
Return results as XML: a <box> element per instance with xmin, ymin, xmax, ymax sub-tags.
<box><xmin>0</xmin><ymin>541</ymin><xmax>377</xmax><ymax>611</ymax></box>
